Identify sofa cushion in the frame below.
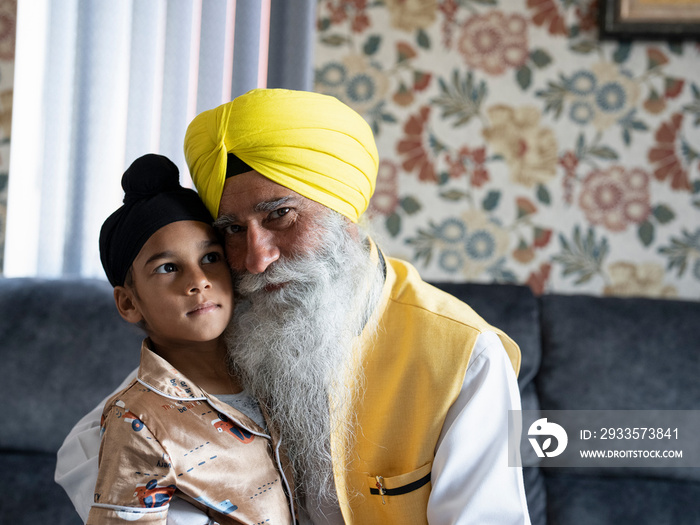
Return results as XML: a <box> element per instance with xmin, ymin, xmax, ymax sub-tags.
<box><xmin>2</xmin><ymin>453</ymin><xmax>82</xmax><ymax>524</ymax></box>
<box><xmin>545</xmin><ymin>472</ymin><xmax>700</xmax><ymax>525</ymax></box>
<box><xmin>537</xmin><ymin>293</ymin><xmax>700</xmax><ymax>412</ymax></box>
<box><xmin>537</xmin><ymin>293</ymin><xmax>700</xmax><ymax>485</ymax></box>
<box><xmin>0</xmin><ymin>278</ymin><xmax>143</xmax><ymax>453</ymax></box>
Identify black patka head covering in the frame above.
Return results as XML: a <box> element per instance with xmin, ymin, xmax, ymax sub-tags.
<box><xmin>99</xmin><ymin>153</ymin><xmax>213</xmax><ymax>287</ymax></box>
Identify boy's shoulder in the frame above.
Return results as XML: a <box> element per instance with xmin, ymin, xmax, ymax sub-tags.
<box><xmin>102</xmin><ymin>378</ymin><xmax>148</xmax><ymax>416</ymax></box>
<box><xmin>100</xmin><ymin>374</ymin><xmax>211</xmax><ymax>429</ymax></box>
<box><xmin>100</xmin><ymin>377</ymin><xmax>184</xmax><ymax>438</ymax></box>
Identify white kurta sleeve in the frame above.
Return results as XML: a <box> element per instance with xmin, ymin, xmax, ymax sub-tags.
<box><xmin>54</xmin><ymin>367</ymin><xmax>213</xmax><ymax>525</ymax></box>
<box><xmin>55</xmin><ymin>368</ymin><xmax>138</xmax><ymax>522</ymax></box>
<box><xmin>55</xmin><ymin>400</ymin><xmax>103</xmax><ymax>522</ymax></box>
<box><xmin>427</xmin><ymin>331</ymin><xmax>531</xmax><ymax>525</ymax></box>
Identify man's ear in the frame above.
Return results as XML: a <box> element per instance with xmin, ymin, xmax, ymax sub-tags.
<box><xmin>114</xmin><ymin>286</ymin><xmax>144</xmax><ymax>324</ymax></box>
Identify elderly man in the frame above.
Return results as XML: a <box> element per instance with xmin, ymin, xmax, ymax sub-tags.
<box><xmin>56</xmin><ymin>89</ymin><xmax>530</xmax><ymax>524</ymax></box>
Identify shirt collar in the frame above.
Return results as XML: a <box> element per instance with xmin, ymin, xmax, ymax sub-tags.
<box><xmin>136</xmin><ymin>339</ymin><xmax>207</xmax><ymax>401</ymax></box>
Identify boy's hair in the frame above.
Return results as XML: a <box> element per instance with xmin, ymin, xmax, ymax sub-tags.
<box><xmin>99</xmin><ymin>154</ymin><xmax>213</xmax><ymax>287</ymax></box>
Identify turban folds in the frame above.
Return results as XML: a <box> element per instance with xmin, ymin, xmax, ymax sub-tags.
<box><xmin>99</xmin><ymin>154</ymin><xmax>213</xmax><ymax>287</ymax></box>
<box><xmin>183</xmin><ymin>89</ymin><xmax>379</xmax><ymax>222</ymax></box>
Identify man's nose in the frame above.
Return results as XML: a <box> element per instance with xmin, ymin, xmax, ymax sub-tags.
<box><xmin>244</xmin><ymin>225</ymin><xmax>280</xmax><ymax>274</ymax></box>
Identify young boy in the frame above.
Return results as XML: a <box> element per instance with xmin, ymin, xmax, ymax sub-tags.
<box><xmin>89</xmin><ymin>154</ymin><xmax>294</xmax><ymax>524</ymax></box>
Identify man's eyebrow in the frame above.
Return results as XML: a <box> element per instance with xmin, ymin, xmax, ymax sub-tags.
<box><xmin>212</xmin><ymin>216</ymin><xmax>234</xmax><ymax>229</ymax></box>
<box><xmin>254</xmin><ymin>196</ymin><xmax>294</xmax><ymax>213</ymax></box>
<box><xmin>213</xmin><ymin>196</ymin><xmax>296</xmax><ymax>227</ymax></box>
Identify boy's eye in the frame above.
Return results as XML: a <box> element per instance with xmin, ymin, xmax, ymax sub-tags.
<box><xmin>154</xmin><ymin>262</ymin><xmax>177</xmax><ymax>274</ymax></box>
<box><xmin>202</xmin><ymin>252</ymin><xmax>222</xmax><ymax>264</ymax></box>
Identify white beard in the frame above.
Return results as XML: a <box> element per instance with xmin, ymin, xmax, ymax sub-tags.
<box><xmin>225</xmin><ymin>211</ymin><xmax>383</xmax><ymax>513</ymax></box>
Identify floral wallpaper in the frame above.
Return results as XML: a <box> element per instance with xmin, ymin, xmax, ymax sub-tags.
<box><xmin>0</xmin><ymin>0</ymin><xmax>15</xmax><ymax>274</ymax></box>
<box><xmin>313</xmin><ymin>0</ymin><xmax>700</xmax><ymax>300</ymax></box>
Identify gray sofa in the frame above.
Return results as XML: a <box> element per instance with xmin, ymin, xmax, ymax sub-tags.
<box><xmin>1</xmin><ymin>277</ymin><xmax>699</xmax><ymax>524</ymax></box>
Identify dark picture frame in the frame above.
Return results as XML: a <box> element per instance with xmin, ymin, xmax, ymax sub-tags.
<box><xmin>599</xmin><ymin>0</ymin><xmax>700</xmax><ymax>39</ymax></box>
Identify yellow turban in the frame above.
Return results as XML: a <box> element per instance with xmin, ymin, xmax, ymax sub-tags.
<box><xmin>183</xmin><ymin>89</ymin><xmax>379</xmax><ymax>222</ymax></box>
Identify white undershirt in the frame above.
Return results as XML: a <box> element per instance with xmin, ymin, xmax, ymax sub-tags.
<box><xmin>215</xmin><ymin>391</ymin><xmax>266</xmax><ymax>431</ymax></box>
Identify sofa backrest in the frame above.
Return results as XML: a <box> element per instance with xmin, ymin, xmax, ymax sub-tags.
<box><xmin>538</xmin><ymin>293</ymin><xmax>700</xmax><ymax>413</ymax></box>
<box><xmin>539</xmin><ymin>291</ymin><xmax>700</xmax><ymax>467</ymax></box>
<box><xmin>0</xmin><ymin>278</ymin><xmax>143</xmax><ymax>454</ymax></box>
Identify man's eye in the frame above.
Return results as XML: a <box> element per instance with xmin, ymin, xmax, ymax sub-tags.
<box><xmin>223</xmin><ymin>224</ymin><xmax>242</xmax><ymax>235</ymax></box>
<box><xmin>154</xmin><ymin>263</ymin><xmax>177</xmax><ymax>274</ymax></box>
<box><xmin>202</xmin><ymin>252</ymin><xmax>222</xmax><ymax>264</ymax></box>
<box><xmin>270</xmin><ymin>207</ymin><xmax>290</xmax><ymax>220</ymax></box>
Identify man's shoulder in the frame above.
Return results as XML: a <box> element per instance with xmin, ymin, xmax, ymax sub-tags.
<box><xmin>385</xmin><ymin>256</ymin><xmax>489</xmax><ymax>330</ymax></box>
<box><xmin>383</xmin><ymin>256</ymin><xmax>521</xmax><ymax>374</ymax></box>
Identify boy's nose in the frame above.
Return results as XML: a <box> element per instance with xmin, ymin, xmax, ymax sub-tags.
<box><xmin>187</xmin><ymin>267</ymin><xmax>212</xmax><ymax>293</ymax></box>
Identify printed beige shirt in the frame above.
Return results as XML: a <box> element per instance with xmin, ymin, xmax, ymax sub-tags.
<box><xmin>87</xmin><ymin>340</ymin><xmax>294</xmax><ymax>525</ymax></box>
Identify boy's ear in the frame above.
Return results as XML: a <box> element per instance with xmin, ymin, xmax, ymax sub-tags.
<box><xmin>114</xmin><ymin>286</ymin><xmax>144</xmax><ymax>324</ymax></box>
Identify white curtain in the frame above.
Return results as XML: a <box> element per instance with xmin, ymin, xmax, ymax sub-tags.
<box><xmin>4</xmin><ymin>0</ymin><xmax>315</xmax><ymax>279</ymax></box>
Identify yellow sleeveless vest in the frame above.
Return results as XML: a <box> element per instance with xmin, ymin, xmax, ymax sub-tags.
<box><xmin>332</xmin><ymin>254</ymin><xmax>520</xmax><ymax>524</ymax></box>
